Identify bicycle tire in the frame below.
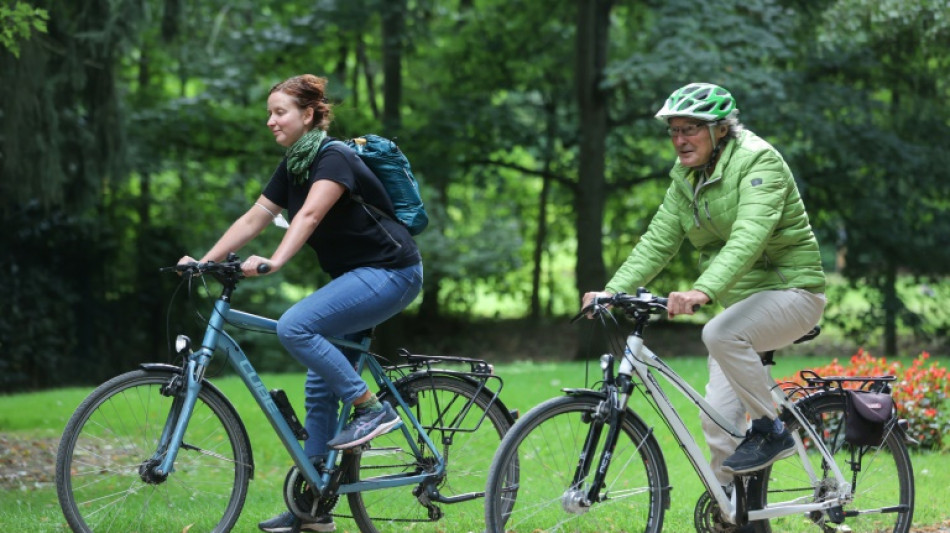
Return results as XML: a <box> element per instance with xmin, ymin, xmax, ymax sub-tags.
<box><xmin>757</xmin><ymin>392</ymin><xmax>914</xmax><ymax>532</ymax></box>
<box><xmin>485</xmin><ymin>394</ymin><xmax>668</xmax><ymax>533</ymax></box>
<box><xmin>345</xmin><ymin>374</ymin><xmax>513</xmax><ymax>533</ymax></box>
<box><xmin>56</xmin><ymin>368</ymin><xmax>253</xmax><ymax>533</ymax></box>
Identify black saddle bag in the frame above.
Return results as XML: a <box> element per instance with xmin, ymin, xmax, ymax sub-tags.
<box><xmin>845</xmin><ymin>390</ymin><xmax>894</xmax><ymax>447</ymax></box>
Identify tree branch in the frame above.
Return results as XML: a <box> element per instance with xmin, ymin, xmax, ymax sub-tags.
<box><xmin>465</xmin><ymin>158</ymin><xmax>577</xmax><ymax>192</ymax></box>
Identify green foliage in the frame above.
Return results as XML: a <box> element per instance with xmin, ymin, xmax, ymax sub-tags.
<box><xmin>0</xmin><ymin>1</ymin><xmax>47</xmax><ymax>58</ymax></box>
<box><xmin>822</xmin><ymin>275</ymin><xmax>950</xmax><ymax>348</ymax></box>
<box><xmin>1</xmin><ymin>0</ymin><xmax>949</xmax><ymax>388</ymax></box>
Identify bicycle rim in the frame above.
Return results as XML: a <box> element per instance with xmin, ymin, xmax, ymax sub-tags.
<box><xmin>485</xmin><ymin>395</ymin><xmax>666</xmax><ymax>533</ymax></box>
<box><xmin>761</xmin><ymin>393</ymin><xmax>914</xmax><ymax>532</ymax></box>
<box><xmin>55</xmin><ymin>369</ymin><xmax>252</xmax><ymax>533</ymax></box>
<box><xmin>344</xmin><ymin>375</ymin><xmax>513</xmax><ymax>533</ymax></box>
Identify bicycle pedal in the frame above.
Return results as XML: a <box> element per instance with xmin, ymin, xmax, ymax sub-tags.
<box><xmin>343</xmin><ymin>442</ymin><xmax>373</xmax><ymax>455</ymax></box>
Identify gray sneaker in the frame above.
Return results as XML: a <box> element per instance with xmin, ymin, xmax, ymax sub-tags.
<box><xmin>327</xmin><ymin>401</ymin><xmax>402</xmax><ymax>449</ymax></box>
<box><xmin>258</xmin><ymin>510</ymin><xmax>335</xmax><ymax>532</ymax></box>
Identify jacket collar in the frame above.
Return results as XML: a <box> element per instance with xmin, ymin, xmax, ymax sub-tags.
<box><xmin>670</xmin><ymin>129</ymin><xmax>747</xmax><ymax>186</ymax></box>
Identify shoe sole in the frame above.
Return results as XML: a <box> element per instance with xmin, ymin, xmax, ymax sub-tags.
<box><xmin>721</xmin><ymin>445</ymin><xmax>797</xmax><ymax>475</ymax></box>
<box><xmin>330</xmin><ymin>418</ymin><xmax>403</xmax><ymax>450</ymax></box>
<box><xmin>260</xmin><ymin>527</ymin><xmax>335</xmax><ymax>533</ymax></box>
<box><xmin>260</xmin><ymin>521</ymin><xmax>336</xmax><ymax>533</ymax></box>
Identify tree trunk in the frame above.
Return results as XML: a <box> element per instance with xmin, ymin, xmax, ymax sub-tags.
<box><xmin>530</xmin><ymin>102</ymin><xmax>557</xmax><ymax>320</ymax></box>
<box><xmin>381</xmin><ymin>0</ymin><xmax>405</xmax><ymax>138</ymax></box>
<box><xmin>573</xmin><ymin>0</ymin><xmax>613</xmax><ymax>357</ymax></box>
<box><xmin>882</xmin><ymin>262</ymin><xmax>898</xmax><ymax>356</ymax></box>
<box><xmin>573</xmin><ymin>0</ymin><xmax>612</xmax><ymax>298</ymax></box>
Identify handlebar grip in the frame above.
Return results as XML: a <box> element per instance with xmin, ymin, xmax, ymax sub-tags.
<box><xmin>257</xmin><ymin>263</ymin><xmax>271</xmax><ymax>274</ymax></box>
<box><xmin>161</xmin><ymin>262</ymin><xmax>199</xmax><ymax>274</ymax></box>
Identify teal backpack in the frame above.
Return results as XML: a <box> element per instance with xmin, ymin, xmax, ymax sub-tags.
<box><xmin>322</xmin><ymin>134</ymin><xmax>429</xmax><ymax>236</ymax></box>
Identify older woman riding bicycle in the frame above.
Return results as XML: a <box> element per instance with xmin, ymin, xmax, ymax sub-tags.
<box><xmin>584</xmin><ymin>82</ymin><xmax>826</xmax><ymax>490</ymax></box>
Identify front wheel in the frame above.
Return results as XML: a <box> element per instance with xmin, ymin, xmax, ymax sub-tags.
<box><xmin>55</xmin><ymin>369</ymin><xmax>253</xmax><ymax>533</ymax></box>
<box><xmin>345</xmin><ymin>375</ymin><xmax>514</xmax><ymax>532</ymax></box>
<box><xmin>759</xmin><ymin>392</ymin><xmax>914</xmax><ymax>532</ymax></box>
<box><xmin>485</xmin><ymin>394</ymin><xmax>668</xmax><ymax>533</ymax></box>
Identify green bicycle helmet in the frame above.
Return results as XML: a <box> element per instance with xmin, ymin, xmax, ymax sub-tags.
<box><xmin>655</xmin><ymin>83</ymin><xmax>738</xmax><ymax>122</ymax></box>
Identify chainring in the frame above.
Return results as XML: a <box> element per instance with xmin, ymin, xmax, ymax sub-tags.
<box><xmin>284</xmin><ymin>464</ymin><xmax>340</xmax><ymax>521</ymax></box>
<box><xmin>694</xmin><ymin>490</ymin><xmax>743</xmax><ymax>533</ymax></box>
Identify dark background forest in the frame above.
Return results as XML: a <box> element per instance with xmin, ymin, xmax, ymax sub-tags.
<box><xmin>2</xmin><ymin>0</ymin><xmax>949</xmax><ymax>393</ymax></box>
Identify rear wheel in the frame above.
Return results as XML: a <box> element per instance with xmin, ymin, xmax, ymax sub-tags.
<box><xmin>759</xmin><ymin>393</ymin><xmax>914</xmax><ymax>532</ymax></box>
<box><xmin>345</xmin><ymin>375</ymin><xmax>513</xmax><ymax>532</ymax></box>
<box><xmin>56</xmin><ymin>369</ymin><xmax>252</xmax><ymax>533</ymax></box>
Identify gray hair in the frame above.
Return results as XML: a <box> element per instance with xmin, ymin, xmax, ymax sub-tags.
<box><xmin>716</xmin><ymin>114</ymin><xmax>744</xmax><ymax>139</ymax></box>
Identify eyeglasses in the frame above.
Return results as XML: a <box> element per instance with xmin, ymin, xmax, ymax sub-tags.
<box><xmin>667</xmin><ymin>123</ymin><xmax>707</xmax><ymax>138</ymax></box>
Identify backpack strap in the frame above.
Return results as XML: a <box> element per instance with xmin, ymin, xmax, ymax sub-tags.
<box><xmin>317</xmin><ymin>139</ymin><xmax>400</xmax><ymax>225</ymax></box>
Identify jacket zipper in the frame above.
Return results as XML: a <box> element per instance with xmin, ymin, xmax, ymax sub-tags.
<box><xmin>693</xmin><ymin>179</ymin><xmax>787</xmax><ymax>284</ymax></box>
<box><xmin>762</xmin><ymin>252</ymin><xmax>787</xmax><ymax>282</ymax></box>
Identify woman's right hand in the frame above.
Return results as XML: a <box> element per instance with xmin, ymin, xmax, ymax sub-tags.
<box><xmin>581</xmin><ymin>291</ymin><xmax>613</xmax><ymax>316</ymax></box>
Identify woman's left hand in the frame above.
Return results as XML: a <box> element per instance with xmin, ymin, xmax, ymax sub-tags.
<box><xmin>667</xmin><ymin>289</ymin><xmax>710</xmax><ymax>318</ymax></box>
<box><xmin>241</xmin><ymin>255</ymin><xmax>279</xmax><ymax>277</ymax></box>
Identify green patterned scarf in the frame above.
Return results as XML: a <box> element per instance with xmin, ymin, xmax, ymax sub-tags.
<box><xmin>286</xmin><ymin>129</ymin><xmax>328</xmax><ymax>185</ymax></box>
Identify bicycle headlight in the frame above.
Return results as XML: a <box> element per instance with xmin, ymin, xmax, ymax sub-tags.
<box><xmin>175</xmin><ymin>335</ymin><xmax>193</xmax><ymax>355</ymax></box>
<box><xmin>600</xmin><ymin>354</ymin><xmax>613</xmax><ymax>370</ymax></box>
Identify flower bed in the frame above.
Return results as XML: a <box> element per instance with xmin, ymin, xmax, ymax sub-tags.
<box><xmin>780</xmin><ymin>349</ymin><xmax>950</xmax><ymax>449</ymax></box>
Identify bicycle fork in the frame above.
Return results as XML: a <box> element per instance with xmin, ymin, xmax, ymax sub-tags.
<box><xmin>563</xmin><ymin>358</ymin><xmax>634</xmax><ymax>514</ymax></box>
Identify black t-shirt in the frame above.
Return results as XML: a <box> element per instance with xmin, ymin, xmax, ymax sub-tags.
<box><xmin>262</xmin><ymin>139</ymin><xmax>421</xmax><ymax>278</ymax></box>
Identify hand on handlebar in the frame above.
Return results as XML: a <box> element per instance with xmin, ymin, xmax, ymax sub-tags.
<box><xmin>580</xmin><ymin>291</ymin><xmax>613</xmax><ymax>319</ymax></box>
<box><xmin>240</xmin><ymin>255</ymin><xmax>275</xmax><ymax>277</ymax></box>
<box><xmin>666</xmin><ymin>290</ymin><xmax>709</xmax><ymax>319</ymax></box>
<box><xmin>174</xmin><ymin>256</ymin><xmax>200</xmax><ymax>276</ymax></box>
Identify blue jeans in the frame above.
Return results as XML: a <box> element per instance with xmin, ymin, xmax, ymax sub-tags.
<box><xmin>276</xmin><ymin>262</ymin><xmax>423</xmax><ymax>458</ymax></box>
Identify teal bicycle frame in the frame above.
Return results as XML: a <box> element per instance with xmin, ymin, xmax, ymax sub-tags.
<box><xmin>151</xmin><ymin>284</ymin><xmax>445</xmax><ymax>497</ymax></box>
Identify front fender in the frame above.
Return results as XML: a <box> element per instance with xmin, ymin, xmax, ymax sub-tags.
<box><xmin>140</xmin><ymin>363</ymin><xmax>255</xmax><ymax>479</ymax></box>
<box><xmin>563</xmin><ymin>387</ymin><xmax>671</xmax><ymax>510</ymax></box>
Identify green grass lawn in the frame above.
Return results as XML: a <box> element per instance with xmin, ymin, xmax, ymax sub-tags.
<box><xmin>1</xmin><ymin>353</ymin><xmax>946</xmax><ymax>532</ymax></box>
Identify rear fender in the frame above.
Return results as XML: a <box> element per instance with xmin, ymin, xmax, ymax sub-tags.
<box><xmin>390</xmin><ymin>371</ymin><xmax>518</xmax><ymax>425</ymax></box>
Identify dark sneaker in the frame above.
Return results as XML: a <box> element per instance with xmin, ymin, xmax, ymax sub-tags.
<box><xmin>258</xmin><ymin>510</ymin><xmax>335</xmax><ymax>532</ymax></box>
<box><xmin>722</xmin><ymin>418</ymin><xmax>795</xmax><ymax>475</ymax></box>
<box><xmin>327</xmin><ymin>401</ymin><xmax>402</xmax><ymax>449</ymax></box>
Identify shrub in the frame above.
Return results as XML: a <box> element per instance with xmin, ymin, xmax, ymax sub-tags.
<box><xmin>780</xmin><ymin>349</ymin><xmax>950</xmax><ymax>450</ymax></box>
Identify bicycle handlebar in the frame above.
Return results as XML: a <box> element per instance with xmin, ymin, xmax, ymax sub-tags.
<box><xmin>160</xmin><ymin>260</ymin><xmax>245</xmax><ymax>276</ymax></box>
<box><xmin>160</xmin><ymin>255</ymin><xmax>270</xmax><ymax>277</ymax></box>
<box><xmin>571</xmin><ymin>290</ymin><xmax>670</xmax><ymax>323</ymax></box>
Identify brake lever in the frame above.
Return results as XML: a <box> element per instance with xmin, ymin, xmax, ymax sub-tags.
<box><xmin>570</xmin><ymin>297</ymin><xmax>615</xmax><ymax>324</ymax></box>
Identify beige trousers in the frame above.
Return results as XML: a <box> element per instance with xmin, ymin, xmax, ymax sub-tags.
<box><xmin>699</xmin><ymin>289</ymin><xmax>826</xmax><ymax>485</ymax></box>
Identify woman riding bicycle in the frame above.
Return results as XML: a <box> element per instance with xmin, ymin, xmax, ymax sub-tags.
<box><xmin>583</xmin><ymin>82</ymin><xmax>825</xmax><ymax>490</ymax></box>
<box><xmin>178</xmin><ymin>74</ymin><xmax>423</xmax><ymax>532</ymax></box>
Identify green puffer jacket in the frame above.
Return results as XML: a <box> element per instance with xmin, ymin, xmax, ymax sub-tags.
<box><xmin>605</xmin><ymin>129</ymin><xmax>825</xmax><ymax>307</ymax></box>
